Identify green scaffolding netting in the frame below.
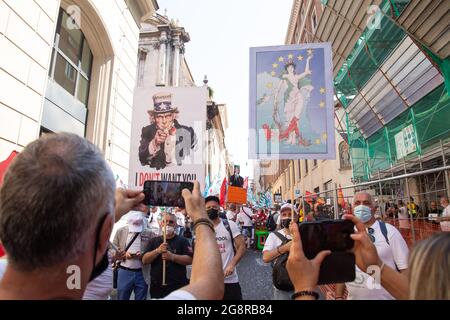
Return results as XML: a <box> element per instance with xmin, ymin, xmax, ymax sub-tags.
<box><xmin>350</xmin><ymin>85</ymin><xmax>449</xmax><ymax>181</ymax></box>
<box><xmin>333</xmin><ymin>0</ymin><xmax>450</xmax><ymax>181</ymax></box>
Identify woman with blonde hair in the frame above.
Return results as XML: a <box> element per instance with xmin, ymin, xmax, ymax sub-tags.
<box><xmin>408</xmin><ymin>232</ymin><xmax>450</xmax><ymax>300</ymax></box>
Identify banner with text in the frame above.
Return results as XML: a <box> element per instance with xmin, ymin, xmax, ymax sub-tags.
<box><xmin>129</xmin><ymin>87</ymin><xmax>207</xmax><ymax>190</ymax></box>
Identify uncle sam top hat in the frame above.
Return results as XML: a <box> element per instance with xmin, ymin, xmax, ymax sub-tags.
<box><xmin>148</xmin><ymin>92</ymin><xmax>179</xmax><ymax>114</ymax></box>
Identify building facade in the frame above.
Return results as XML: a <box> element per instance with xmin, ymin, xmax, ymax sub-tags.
<box><xmin>137</xmin><ymin>13</ymin><xmax>195</xmax><ymax>88</ymax></box>
<box><xmin>0</xmin><ymin>0</ymin><xmax>159</xmax><ymax>183</ymax></box>
<box><xmin>274</xmin><ymin>0</ymin><xmax>450</xmax><ymax>212</ymax></box>
<box><xmin>206</xmin><ymin>100</ymin><xmax>231</xmax><ymax>183</ymax></box>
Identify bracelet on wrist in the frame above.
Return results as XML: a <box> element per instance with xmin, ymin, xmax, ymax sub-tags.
<box><xmin>291</xmin><ymin>290</ymin><xmax>319</xmax><ymax>300</ymax></box>
<box><xmin>192</xmin><ymin>218</ymin><xmax>215</xmax><ymax>233</ymax></box>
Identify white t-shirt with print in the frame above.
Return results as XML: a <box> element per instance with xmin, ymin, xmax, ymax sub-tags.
<box><xmin>440</xmin><ymin>205</ymin><xmax>450</xmax><ymax>231</ymax></box>
<box><xmin>215</xmin><ymin>220</ymin><xmax>241</xmax><ymax>284</ymax></box>
<box><xmin>346</xmin><ymin>220</ymin><xmax>409</xmax><ymax>300</ymax></box>
<box><xmin>237</xmin><ymin>208</ymin><xmax>254</xmax><ymax>227</ymax></box>
<box><xmin>263</xmin><ymin>228</ymin><xmax>292</xmax><ymax>252</ymax></box>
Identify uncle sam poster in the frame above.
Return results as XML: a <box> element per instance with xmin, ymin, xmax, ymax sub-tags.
<box><xmin>249</xmin><ymin>43</ymin><xmax>335</xmax><ymax>160</ymax></box>
<box><xmin>129</xmin><ymin>86</ymin><xmax>207</xmax><ymax>190</ymax></box>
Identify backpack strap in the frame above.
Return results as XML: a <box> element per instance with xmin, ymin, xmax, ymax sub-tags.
<box><xmin>273</xmin><ymin>231</ymin><xmax>290</xmax><ymax>245</ymax></box>
<box><xmin>221</xmin><ymin>218</ymin><xmax>237</xmax><ymax>255</ymax></box>
<box><xmin>241</xmin><ymin>207</ymin><xmax>253</xmax><ymax>220</ymax></box>
<box><xmin>378</xmin><ymin>221</ymin><xmax>390</xmax><ymax>245</ymax></box>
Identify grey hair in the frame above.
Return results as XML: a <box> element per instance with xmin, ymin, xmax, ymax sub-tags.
<box><xmin>0</xmin><ymin>133</ymin><xmax>116</xmax><ymax>271</ymax></box>
<box><xmin>353</xmin><ymin>192</ymin><xmax>373</xmax><ymax>205</ymax></box>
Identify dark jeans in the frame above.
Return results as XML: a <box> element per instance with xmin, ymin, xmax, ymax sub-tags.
<box><xmin>150</xmin><ymin>282</ymin><xmax>187</xmax><ymax>299</ymax></box>
<box><xmin>117</xmin><ymin>268</ymin><xmax>148</xmax><ymax>300</ymax></box>
<box><xmin>223</xmin><ymin>282</ymin><xmax>243</xmax><ymax>300</ymax></box>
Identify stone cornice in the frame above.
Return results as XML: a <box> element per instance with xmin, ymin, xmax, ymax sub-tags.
<box><xmin>285</xmin><ymin>0</ymin><xmax>301</xmax><ymax>44</ymax></box>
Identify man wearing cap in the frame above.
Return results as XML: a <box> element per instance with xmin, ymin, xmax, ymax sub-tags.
<box><xmin>139</xmin><ymin>92</ymin><xmax>197</xmax><ymax>170</ymax></box>
<box><xmin>112</xmin><ymin>212</ymin><xmax>155</xmax><ymax>300</ymax></box>
<box><xmin>262</xmin><ymin>203</ymin><xmax>298</xmax><ymax>300</ymax></box>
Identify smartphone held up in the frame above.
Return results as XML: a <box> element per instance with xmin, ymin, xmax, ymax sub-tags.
<box><xmin>143</xmin><ymin>180</ymin><xmax>194</xmax><ymax>207</ymax></box>
<box><xmin>298</xmin><ymin>219</ymin><xmax>356</xmax><ymax>285</ymax></box>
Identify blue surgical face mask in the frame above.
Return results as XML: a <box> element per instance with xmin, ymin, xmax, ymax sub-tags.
<box><xmin>353</xmin><ymin>205</ymin><xmax>373</xmax><ymax>223</ymax></box>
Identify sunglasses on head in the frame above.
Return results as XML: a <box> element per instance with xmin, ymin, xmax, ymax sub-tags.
<box><xmin>368</xmin><ymin>227</ymin><xmax>375</xmax><ymax>243</ymax></box>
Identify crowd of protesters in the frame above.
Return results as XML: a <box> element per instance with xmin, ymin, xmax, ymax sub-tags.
<box><xmin>0</xmin><ymin>133</ymin><xmax>449</xmax><ymax>301</ymax></box>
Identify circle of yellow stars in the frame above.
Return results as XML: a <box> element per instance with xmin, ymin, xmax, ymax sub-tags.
<box><xmin>268</xmin><ymin>49</ymin><xmax>326</xmax><ymax>97</ymax></box>
<box><xmin>271</xmin><ymin>49</ymin><xmax>314</xmax><ymax>77</ymax></box>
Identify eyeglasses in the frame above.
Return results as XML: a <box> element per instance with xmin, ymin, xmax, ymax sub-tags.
<box><xmin>368</xmin><ymin>228</ymin><xmax>375</xmax><ymax>243</ymax></box>
<box><xmin>165</xmin><ymin>220</ymin><xmax>176</xmax><ymax>225</ymax></box>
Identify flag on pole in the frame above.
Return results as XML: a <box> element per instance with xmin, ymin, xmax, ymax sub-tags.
<box><xmin>247</xmin><ymin>187</ymin><xmax>257</xmax><ymax>205</ymax></box>
<box><xmin>305</xmin><ymin>191</ymin><xmax>313</xmax><ymax>204</ymax></box>
<box><xmin>203</xmin><ymin>175</ymin><xmax>211</xmax><ymax>197</ymax></box>
<box><xmin>0</xmin><ymin>150</ymin><xmax>18</xmax><ymax>185</ymax></box>
<box><xmin>265</xmin><ymin>191</ymin><xmax>273</xmax><ymax>207</ymax></box>
<box><xmin>337</xmin><ymin>184</ymin><xmax>346</xmax><ymax>209</ymax></box>
<box><xmin>0</xmin><ymin>150</ymin><xmax>18</xmax><ymax>258</ymax></box>
<box><xmin>243</xmin><ymin>177</ymin><xmax>248</xmax><ymax>189</ymax></box>
<box><xmin>219</xmin><ymin>178</ymin><xmax>227</xmax><ymax>207</ymax></box>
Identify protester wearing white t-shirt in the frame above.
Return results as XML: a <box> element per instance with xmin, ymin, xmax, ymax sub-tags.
<box><xmin>174</xmin><ymin>207</ymin><xmax>186</xmax><ymax>235</ymax></box>
<box><xmin>237</xmin><ymin>206</ymin><xmax>255</xmax><ymax>248</ymax></box>
<box><xmin>263</xmin><ymin>204</ymin><xmax>296</xmax><ymax>300</ymax></box>
<box><xmin>148</xmin><ymin>206</ymin><xmax>162</xmax><ymax>235</ymax></box>
<box><xmin>205</xmin><ymin>196</ymin><xmax>246</xmax><ymax>300</ymax></box>
<box><xmin>335</xmin><ymin>192</ymin><xmax>409</xmax><ymax>300</ymax></box>
<box><xmin>226</xmin><ymin>204</ymin><xmax>238</xmax><ymax>222</ymax></box>
<box><xmin>439</xmin><ymin>197</ymin><xmax>450</xmax><ymax>232</ymax></box>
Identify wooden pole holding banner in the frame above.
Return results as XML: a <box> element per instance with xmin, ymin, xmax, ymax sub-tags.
<box><xmin>291</xmin><ymin>204</ymin><xmax>294</xmax><ymax>226</ymax></box>
<box><xmin>162</xmin><ymin>210</ymin><xmax>167</xmax><ymax>286</ymax></box>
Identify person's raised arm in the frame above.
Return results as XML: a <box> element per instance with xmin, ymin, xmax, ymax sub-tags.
<box><xmin>178</xmin><ymin>181</ymin><xmax>224</xmax><ymax>300</ymax></box>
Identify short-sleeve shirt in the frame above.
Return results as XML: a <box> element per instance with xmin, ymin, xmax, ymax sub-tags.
<box><xmin>441</xmin><ymin>205</ymin><xmax>450</xmax><ymax>231</ymax></box>
<box><xmin>215</xmin><ymin>220</ymin><xmax>241</xmax><ymax>284</ymax></box>
<box><xmin>237</xmin><ymin>209</ymin><xmax>254</xmax><ymax>227</ymax></box>
<box><xmin>346</xmin><ymin>221</ymin><xmax>409</xmax><ymax>300</ymax></box>
<box><xmin>145</xmin><ymin>235</ymin><xmax>193</xmax><ymax>287</ymax></box>
<box><xmin>263</xmin><ymin>228</ymin><xmax>292</xmax><ymax>253</ymax></box>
